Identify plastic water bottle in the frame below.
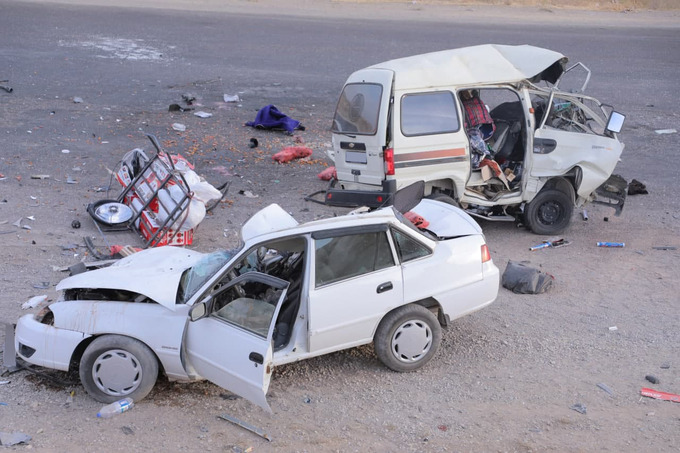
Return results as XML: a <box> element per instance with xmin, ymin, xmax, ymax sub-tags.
<box><xmin>96</xmin><ymin>398</ymin><xmax>134</xmax><ymax>418</ymax></box>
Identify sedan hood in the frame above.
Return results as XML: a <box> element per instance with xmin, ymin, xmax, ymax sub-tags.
<box><xmin>411</xmin><ymin>199</ymin><xmax>482</xmax><ymax>237</ymax></box>
<box><xmin>56</xmin><ymin>247</ymin><xmax>205</xmax><ymax>310</ymax></box>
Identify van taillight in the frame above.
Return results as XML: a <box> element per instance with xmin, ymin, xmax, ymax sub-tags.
<box><xmin>481</xmin><ymin>244</ymin><xmax>491</xmax><ymax>263</ymax></box>
<box><xmin>384</xmin><ymin>148</ymin><xmax>395</xmax><ymax>175</ymax></box>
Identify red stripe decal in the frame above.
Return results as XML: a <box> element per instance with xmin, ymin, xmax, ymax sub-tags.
<box><xmin>394</xmin><ymin>148</ymin><xmax>466</xmax><ymax>163</ymax></box>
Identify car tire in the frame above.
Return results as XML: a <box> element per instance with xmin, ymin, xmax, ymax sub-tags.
<box><xmin>79</xmin><ymin>335</ymin><xmax>159</xmax><ymax>404</ymax></box>
<box><xmin>427</xmin><ymin>192</ymin><xmax>459</xmax><ymax>207</ymax></box>
<box><xmin>374</xmin><ymin>304</ymin><xmax>442</xmax><ymax>372</ymax></box>
<box><xmin>524</xmin><ymin>188</ymin><xmax>573</xmax><ymax>235</ymax></box>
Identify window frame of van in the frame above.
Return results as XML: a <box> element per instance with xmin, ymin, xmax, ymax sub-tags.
<box><xmin>399</xmin><ymin>90</ymin><xmax>461</xmax><ymax>137</ymax></box>
<box><xmin>331</xmin><ymin>82</ymin><xmax>384</xmax><ymax>136</ymax></box>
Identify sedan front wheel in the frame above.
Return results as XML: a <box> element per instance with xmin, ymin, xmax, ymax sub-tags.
<box><xmin>79</xmin><ymin>335</ymin><xmax>159</xmax><ymax>403</ymax></box>
<box><xmin>374</xmin><ymin>304</ymin><xmax>442</xmax><ymax>372</ymax></box>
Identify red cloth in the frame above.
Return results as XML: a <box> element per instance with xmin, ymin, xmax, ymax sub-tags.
<box><xmin>272</xmin><ymin>146</ymin><xmax>313</xmax><ymax>163</ymax></box>
<box><xmin>463</xmin><ymin>95</ymin><xmax>495</xmax><ymax>135</ymax></box>
<box><xmin>317</xmin><ymin>166</ymin><xmax>337</xmax><ymax>181</ymax></box>
<box><xmin>404</xmin><ymin>211</ymin><xmax>430</xmax><ymax>229</ymax></box>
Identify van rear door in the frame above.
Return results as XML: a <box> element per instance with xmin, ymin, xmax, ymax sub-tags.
<box><xmin>331</xmin><ymin>69</ymin><xmax>393</xmax><ymax>187</ymax></box>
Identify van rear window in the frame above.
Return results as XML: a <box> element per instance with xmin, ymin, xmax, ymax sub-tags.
<box><xmin>401</xmin><ymin>91</ymin><xmax>459</xmax><ymax>136</ymax></box>
<box><xmin>332</xmin><ymin>83</ymin><xmax>383</xmax><ymax>135</ymax></box>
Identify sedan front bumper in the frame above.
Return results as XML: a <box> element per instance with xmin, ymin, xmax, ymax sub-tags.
<box><xmin>14</xmin><ymin>313</ymin><xmax>90</xmax><ymax>371</ymax></box>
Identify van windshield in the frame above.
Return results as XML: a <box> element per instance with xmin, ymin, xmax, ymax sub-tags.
<box><xmin>332</xmin><ymin>83</ymin><xmax>383</xmax><ymax>135</ymax></box>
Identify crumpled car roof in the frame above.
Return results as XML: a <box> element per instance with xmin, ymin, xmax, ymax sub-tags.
<box><xmin>367</xmin><ymin>44</ymin><xmax>567</xmax><ymax>90</ymax></box>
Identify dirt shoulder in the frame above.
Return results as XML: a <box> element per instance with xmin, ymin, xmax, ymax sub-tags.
<box><xmin>21</xmin><ymin>0</ymin><xmax>680</xmax><ymax>28</ymax></box>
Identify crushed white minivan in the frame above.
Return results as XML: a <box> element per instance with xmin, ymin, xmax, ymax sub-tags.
<box><xmin>324</xmin><ymin>44</ymin><xmax>627</xmax><ymax>234</ymax></box>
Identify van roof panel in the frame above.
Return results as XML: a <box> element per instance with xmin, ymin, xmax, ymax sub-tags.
<box><xmin>366</xmin><ymin>44</ymin><xmax>567</xmax><ymax>90</ymax></box>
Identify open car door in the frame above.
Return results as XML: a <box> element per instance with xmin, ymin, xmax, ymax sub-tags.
<box><xmin>183</xmin><ymin>273</ymin><xmax>289</xmax><ymax>413</ymax></box>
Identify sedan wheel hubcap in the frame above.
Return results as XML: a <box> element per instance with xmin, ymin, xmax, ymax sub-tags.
<box><xmin>391</xmin><ymin>320</ymin><xmax>432</xmax><ymax>363</ymax></box>
<box><xmin>92</xmin><ymin>349</ymin><xmax>142</xmax><ymax>396</ymax></box>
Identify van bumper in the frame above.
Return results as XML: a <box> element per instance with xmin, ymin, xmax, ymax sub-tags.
<box><xmin>324</xmin><ymin>179</ymin><xmax>397</xmax><ymax>208</ymax></box>
<box><xmin>592</xmin><ymin>174</ymin><xmax>627</xmax><ymax>216</ymax></box>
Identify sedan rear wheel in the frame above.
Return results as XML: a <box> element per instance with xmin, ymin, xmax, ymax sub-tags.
<box><xmin>374</xmin><ymin>304</ymin><xmax>442</xmax><ymax>372</ymax></box>
<box><xmin>80</xmin><ymin>335</ymin><xmax>159</xmax><ymax>403</ymax></box>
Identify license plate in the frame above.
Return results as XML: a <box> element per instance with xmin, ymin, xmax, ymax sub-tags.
<box><xmin>345</xmin><ymin>150</ymin><xmax>367</xmax><ymax>164</ymax></box>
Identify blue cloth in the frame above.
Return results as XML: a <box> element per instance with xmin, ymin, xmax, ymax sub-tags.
<box><xmin>245</xmin><ymin>105</ymin><xmax>304</xmax><ymax>134</ymax></box>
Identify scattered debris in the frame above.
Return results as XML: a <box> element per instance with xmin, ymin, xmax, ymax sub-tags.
<box><xmin>194</xmin><ymin>111</ymin><xmax>213</xmax><ymax>118</ymax></box>
<box><xmin>652</xmin><ymin>246</ymin><xmax>676</xmax><ymax>251</ymax></box>
<box><xmin>0</xmin><ymin>80</ymin><xmax>13</xmax><ymax>93</ymax></box>
<box><xmin>661</xmin><ymin>363</ymin><xmax>671</xmax><ymax>369</ymax></box>
<box><xmin>224</xmin><ymin>94</ymin><xmax>240</xmax><ymax>103</ymax></box>
<box><xmin>68</xmin><ymin>262</ymin><xmax>88</xmax><ymax>276</ymax></box>
<box><xmin>581</xmin><ymin>209</ymin><xmax>588</xmax><ymax>221</ymax></box>
<box><xmin>597</xmin><ymin>241</ymin><xmax>624</xmax><ymax>247</ymax></box>
<box><xmin>245</xmin><ymin>104</ymin><xmax>305</xmax><ymax>134</ymax></box>
<box><xmin>218</xmin><ymin>414</ymin><xmax>272</xmax><ymax>442</ymax></box>
<box><xmin>12</xmin><ymin>218</ymin><xmax>22</xmax><ymax>228</ymax></box>
<box><xmin>121</xmin><ymin>426</ymin><xmax>135</xmax><ymax>435</ymax></box>
<box><xmin>33</xmin><ymin>282</ymin><xmax>50</xmax><ymax>289</ymax></box>
<box><xmin>73</xmin><ymin>97</ymin><xmax>83</xmax><ymax>103</ymax></box>
<box><xmin>501</xmin><ymin>261</ymin><xmax>553</xmax><ymax>294</ymax></box>
<box><xmin>181</xmin><ymin>93</ymin><xmax>196</xmax><ymax>105</ymax></box>
<box><xmin>597</xmin><ymin>382</ymin><xmax>615</xmax><ymax>397</ymax></box>
<box><xmin>71</xmin><ymin>219</ymin><xmax>81</xmax><ymax>229</ymax></box>
<box><xmin>0</xmin><ymin>432</ymin><xmax>32</xmax><ymax>447</ymax></box>
<box><xmin>627</xmin><ymin>179</ymin><xmax>648</xmax><ymax>195</ymax></box>
<box><xmin>654</xmin><ymin>129</ymin><xmax>677</xmax><ymax>135</ymax></box>
<box><xmin>21</xmin><ymin>295</ymin><xmax>48</xmax><ymax>310</ymax></box>
<box><xmin>529</xmin><ymin>238</ymin><xmax>570</xmax><ymax>251</ymax></box>
<box><xmin>645</xmin><ymin>375</ymin><xmax>659</xmax><ymax>384</ymax></box>
<box><xmin>168</xmin><ymin>103</ymin><xmax>193</xmax><ymax>112</ymax></box>
<box><xmin>30</xmin><ymin>174</ymin><xmax>50</xmax><ymax>180</ymax></box>
<box><xmin>172</xmin><ymin>123</ymin><xmax>186</xmax><ymax>132</ymax></box>
<box><xmin>570</xmin><ymin>403</ymin><xmax>587</xmax><ymax>414</ymax></box>
<box><xmin>97</xmin><ymin>397</ymin><xmax>134</xmax><ymax>418</ymax></box>
<box><xmin>272</xmin><ymin>146</ymin><xmax>313</xmax><ymax>163</ymax></box>
<box><xmin>640</xmin><ymin>388</ymin><xmax>680</xmax><ymax>403</ymax></box>
<box><xmin>238</xmin><ymin>190</ymin><xmax>259</xmax><ymax>198</ymax></box>
<box><xmin>317</xmin><ymin>166</ymin><xmax>337</xmax><ymax>181</ymax></box>
<box><xmin>61</xmin><ymin>149</ymin><xmax>70</xmax><ymax>154</ymax></box>
<box><xmin>608</xmin><ymin>326</ymin><xmax>618</xmax><ymax>331</ymax></box>
<box><xmin>248</xmin><ymin>138</ymin><xmax>258</xmax><ymax>148</ymax></box>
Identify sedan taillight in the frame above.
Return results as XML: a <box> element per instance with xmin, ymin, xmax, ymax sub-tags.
<box><xmin>481</xmin><ymin>244</ymin><xmax>491</xmax><ymax>263</ymax></box>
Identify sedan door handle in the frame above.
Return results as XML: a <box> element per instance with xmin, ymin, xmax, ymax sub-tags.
<box><xmin>377</xmin><ymin>282</ymin><xmax>393</xmax><ymax>294</ymax></box>
<box><xmin>249</xmin><ymin>352</ymin><xmax>263</xmax><ymax>365</ymax></box>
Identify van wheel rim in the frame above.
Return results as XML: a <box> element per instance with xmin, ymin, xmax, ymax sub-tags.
<box><xmin>538</xmin><ymin>201</ymin><xmax>562</xmax><ymax>225</ymax></box>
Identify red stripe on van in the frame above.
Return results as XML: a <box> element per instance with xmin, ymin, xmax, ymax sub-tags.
<box><xmin>393</xmin><ymin>148</ymin><xmax>466</xmax><ymax>163</ymax></box>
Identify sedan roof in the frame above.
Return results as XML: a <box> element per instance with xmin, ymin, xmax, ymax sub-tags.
<box><xmin>366</xmin><ymin>44</ymin><xmax>567</xmax><ymax>90</ymax></box>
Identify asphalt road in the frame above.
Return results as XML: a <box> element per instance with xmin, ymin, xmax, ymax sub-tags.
<box><xmin>1</xmin><ymin>1</ymin><xmax>678</xmax><ymax>187</ymax></box>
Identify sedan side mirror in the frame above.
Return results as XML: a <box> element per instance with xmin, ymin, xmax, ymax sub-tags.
<box><xmin>189</xmin><ymin>301</ymin><xmax>208</xmax><ymax>322</ymax></box>
<box><xmin>606</xmin><ymin>111</ymin><xmax>625</xmax><ymax>134</ymax></box>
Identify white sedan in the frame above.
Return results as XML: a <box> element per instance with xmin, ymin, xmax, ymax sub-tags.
<box><xmin>14</xmin><ymin>198</ymin><xmax>499</xmax><ymax>411</ymax></box>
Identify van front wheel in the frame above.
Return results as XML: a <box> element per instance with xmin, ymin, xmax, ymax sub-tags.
<box><xmin>524</xmin><ymin>189</ymin><xmax>573</xmax><ymax>235</ymax></box>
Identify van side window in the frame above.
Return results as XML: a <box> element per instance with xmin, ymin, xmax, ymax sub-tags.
<box><xmin>314</xmin><ymin>231</ymin><xmax>395</xmax><ymax>287</ymax></box>
<box><xmin>332</xmin><ymin>83</ymin><xmax>383</xmax><ymax>135</ymax></box>
<box><xmin>401</xmin><ymin>91</ymin><xmax>459</xmax><ymax>136</ymax></box>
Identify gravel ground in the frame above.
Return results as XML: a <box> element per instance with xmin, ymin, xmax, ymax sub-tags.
<box><xmin>1</xmin><ymin>1</ymin><xmax>680</xmax><ymax>452</ymax></box>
